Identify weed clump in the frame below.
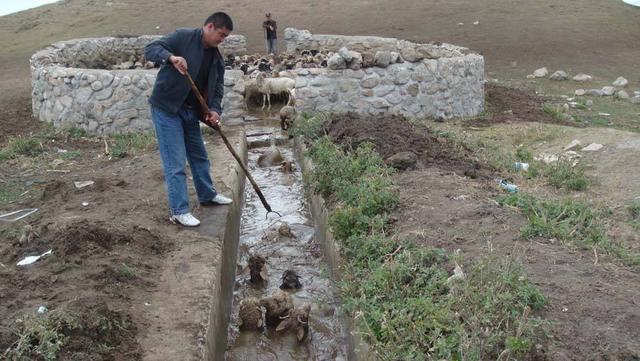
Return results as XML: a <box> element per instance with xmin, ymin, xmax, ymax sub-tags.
<box><xmin>299</xmin><ymin>115</ymin><xmax>547</xmax><ymax>359</ymax></box>
<box><xmin>109</xmin><ymin>132</ymin><xmax>156</xmax><ymax>158</ymax></box>
<box><xmin>499</xmin><ymin>193</ymin><xmax>640</xmax><ymax>265</ymax></box>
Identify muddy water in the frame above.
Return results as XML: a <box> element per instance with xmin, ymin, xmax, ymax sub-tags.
<box><xmin>225</xmin><ymin>126</ymin><xmax>349</xmax><ymax>361</ymax></box>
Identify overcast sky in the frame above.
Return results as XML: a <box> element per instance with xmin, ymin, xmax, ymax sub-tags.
<box><xmin>0</xmin><ymin>0</ymin><xmax>60</xmax><ymax>17</ymax></box>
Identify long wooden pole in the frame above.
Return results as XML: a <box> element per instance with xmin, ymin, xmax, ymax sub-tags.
<box><xmin>183</xmin><ymin>72</ymin><xmax>278</xmax><ymax>216</ymax></box>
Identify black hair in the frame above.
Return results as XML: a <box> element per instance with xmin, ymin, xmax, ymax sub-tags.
<box><xmin>204</xmin><ymin>12</ymin><xmax>233</xmax><ymax>31</ymax></box>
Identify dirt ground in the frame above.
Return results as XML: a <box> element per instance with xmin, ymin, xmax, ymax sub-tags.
<box><xmin>324</xmin><ymin>112</ymin><xmax>640</xmax><ymax>360</ymax></box>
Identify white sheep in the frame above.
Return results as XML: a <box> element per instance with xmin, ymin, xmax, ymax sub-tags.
<box><xmin>255</xmin><ymin>72</ymin><xmax>295</xmax><ymax>110</ymax></box>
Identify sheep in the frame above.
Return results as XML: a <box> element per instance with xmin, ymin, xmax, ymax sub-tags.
<box><xmin>280</xmin><ymin>269</ymin><xmax>302</xmax><ymax>290</ymax></box>
<box><xmin>276</xmin><ymin>303</ymin><xmax>311</xmax><ymax>342</ymax></box>
<box><xmin>260</xmin><ymin>290</ymin><xmax>294</xmax><ymax>326</ymax></box>
<box><xmin>255</xmin><ymin>72</ymin><xmax>295</xmax><ymax>110</ymax></box>
<box><xmin>279</xmin><ymin>104</ymin><xmax>296</xmax><ymax>130</ymax></box>
<box><xmin>247</xmin><ymin>254</ymin><xmax>268</xmax><ymax>284</ymax></box>
<box><xmin>238</xmin><ymin>297</ymin><xmax>265</xmax><ymax>331</ymax></box>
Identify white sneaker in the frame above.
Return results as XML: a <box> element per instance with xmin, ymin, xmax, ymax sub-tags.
<box><xmin>169</xmin><ymin>213</ymin><xmax>200</xmax><ymax>227</ymax></box>
<box><xmin>201</xmin><ymin>194</ymin><xmax>233</xmax><ymax>206</ymax></box>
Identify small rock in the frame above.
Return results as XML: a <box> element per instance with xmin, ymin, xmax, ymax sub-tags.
<box><xmin>385</xmin><ymin>151</ymin><xmax>417</xmax><ymax>170</ymax></box>
<box><xmin>549</xmin><ymin>70</ymin><xmax>569</xmax><ymax>81</ymax></box>
<box><xmin>572</xmin><ymin>73</ymin><xmax>592</xmax><ymax>82</ymax></box>
<box><xmin>601</xmin><ymin>86</ymin><xmax>616</xmax><ymax>96</ymax></box>
<box><xmin>562</xmin><ymin>103</ymin><xmax>570</xmax><ymax>111</ymax></box>
<box><xmin>585</xmin><ymin>89</ymin><xmax>603</xmax><ymax>97</ymax></box>
<box><xmin>612</xmin><ymin>76</ymin><xmax>628</xmax><ymax>87</ymax></box>
<box><xmin>630</xmin><ymin>96</ymin><xmax>640</xmax><ymax>104</ymax></box>
<box><xmin>533</xmin><ymin>67</ymin><xmax>548</xmax><ymax>78</ymax></box>
<box><xmin>374</xmin><ymin>51</ymin><xmax>392</xmax><ymax>67</ymax></box>
<box><xmin>526</xmin><ymin>74</ymin><xmax>535</xmax><ymax>79</ymax></box>
<box><xmin>574</xmin><ymin>89</ymin><xmax>586</xmax><ymax>96</ymax></box>
<box><xmin>90</xmin><ymin>81</ymin><xmax>103</xmax><ymax>91</ymax></box>
<box><xmin>585</xmin><ymin>99</ymin><xmax>593</xmax><ymax>107</ymax></box>
<box><xmin>616</xmin><ymin>90</ymin><xmax>630</xmax><ymax>99</ymax></box>
<box><xmin>563</xmin><ymin>139</ymin><xmax>582</xmax><ymax>151</ymax></box>
<box><xmin>327</xmin><ymin>53</ymin><xmax>346</xmax><ymax>70</ymax></box>
<box><xmin>338</xmin><ymin>47</ymin><xmax>352</xmax><ymax>62</ymax></box>
<box><xmin>634</xmin><ymin>91</ymin><xmax>640</xmax><ymax>97</ymax></box>
<box><xmin>581</xmin><ymin>143</ymin><xmax>603</xmax><ymax>152</ymax></box>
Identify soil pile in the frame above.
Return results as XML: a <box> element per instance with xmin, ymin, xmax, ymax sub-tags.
<box><xmin>473</xmin><ymin>83</ymin><xmax>575</xmax><ymax>126</ymax></box>
<box><xmin>324</xmin><ymin>112</ymin><xmax>491</xmax><ymax>178</ymax></box>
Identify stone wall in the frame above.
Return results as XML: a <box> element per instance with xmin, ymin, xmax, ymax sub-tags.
<box><xmin>285</xmin><ymin>28</ymin><xmax>484</xmax><ymax>119</ymax></box>
<box><xmin>31</xmin><ymin>29</ymin><xmax>484</xmax><ymax>134</ymax></box>
<box><xmin>31</xmin><ymin>35</ymin><xmax>247</xmax><ymax>134</ymax></box>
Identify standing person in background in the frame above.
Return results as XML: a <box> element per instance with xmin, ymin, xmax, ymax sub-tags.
<box><xmin>262</xmin><ymin>12</ymin><xmax>277</xmax><ymax>54</ymax></box>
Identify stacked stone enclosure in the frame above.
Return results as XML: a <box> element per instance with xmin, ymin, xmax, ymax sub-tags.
<box><xmin>31</xmin><ymin>29</ymin><xmax>484</xmax><ymax>134</ymax></box>
<box><xmin>30</xmin><ymin>35</ymin><xmax>247</xmax><ymax>134</ymax></box>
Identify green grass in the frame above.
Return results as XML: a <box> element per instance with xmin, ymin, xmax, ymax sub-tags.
<box><xmin>63</xmin><ymin>127</ymin><xmax>90</xmax><ymax>139</ymax></box>
<box><xmin>109</xmin><ymin>131</ymin><xmax>156</xmax><ymax>158</ymax></box>
<box><xmin>59</xmin><ymin>150</ymin><xmax>82</xmax><ymax>160</ymax></box>
<box><xmin>4</xmin><ymin>310</ymin><xmax>78</xmax><ymax>361</ymax></box>
<box><xmin>542</xmin><ymin>103</ymin><xmax>564</xmax><ymax>120</ymax></box>
<box><xmin>0</xmin><ymin>181</ymin><xmax>24</xmax><ymax>207</ymax></box>
<box><xmin>290</xmin><ymin>112</ymin><xmax>329</xmax><ymax>141</ymax></box>
<box><xmin>499</xmin><ymin>193</ymin><xmax>640</xmax><ymax>265</ymax></box>
<box><xmin>0</xmin><ymin>136</ymin><xmax>43</xmax><ymax>160</ymax></box>
<box><xmin>628</xmin><ymin>202</ymin><xmax>640</xmax><ymax>230</ymax></box>
<box><xmin>117</xmin><ymin>263</ymin><xmax>137</xmax><ymax>280</ymax></box>
<box><xmin>300</xmin><ymin>117</ymin><xmax>547</xmax><ymax>360</ymax></box>
<box><xmin>544</xmin><ymin>159</ymin><xmax>590</xmax><ymax>191</ymax></box>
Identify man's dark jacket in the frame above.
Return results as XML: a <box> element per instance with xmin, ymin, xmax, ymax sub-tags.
<box><xmin>144</xmin><ymin>28</ymin><xmax>224</xmax><ymax>115</ymax></box>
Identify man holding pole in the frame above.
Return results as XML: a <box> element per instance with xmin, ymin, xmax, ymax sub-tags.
<box><xmin>144</xmin><ymin>12</ymin><xmax>234</xmax><ymax>227</ymax></box>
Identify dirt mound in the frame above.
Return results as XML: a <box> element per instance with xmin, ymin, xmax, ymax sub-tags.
<box><xmin>471</xmin><ymin>84</ymin><xmax>575</xmax><ymax>127</ymax></box>
<box><xmin>324</xmin><ymin>112</ymin><xmax>491</xmax><ymax>178</ymax></box>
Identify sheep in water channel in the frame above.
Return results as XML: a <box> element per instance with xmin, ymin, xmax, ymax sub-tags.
<box><xmin>276</xmin><ymin>303</ymin><xmax>311</xmax><ymax>342</ymax></box>
<box><xmin>260</xmin><ymin>290</ymin><xmax>294</xmax><ymax>327</ymax></box>
<box><xmin>257</xmin><ymin>136</ymin><xmax>284</xmax><ymax>167</ymax></box>
<box><xmin>255</xmin><ymin>72</ymin><xmax>295</xmax><ymax>110</ymax></box>
<box><xmin>246</xmin><ymin>254</ymin><xmax>268</xmax><ymax>285</ymax></box>
<box><xmin>238</xmin><ymin>297</ymin><xmax>265</xmax><ymax>331</ymax></box>
<box><xmin>280</xmin><ymin>269</ymin><xmax>302</xmax><ymax>290</ymax></box>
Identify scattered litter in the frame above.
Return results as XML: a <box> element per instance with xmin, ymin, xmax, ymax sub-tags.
<box><xmin>452</xmin><ymin>194</ymin><xmax>470</xmax><ymax>201</ymax></box>
<box><xmin>473</xmin><ymin>20</ymin><xmax>479</xmax><ymax>25</ymax></box>
<box><xmin>17</xmin><ymin>249</ymin><xmax>52</xmax><ymax>266</ymax></box>
<box><xmin>497</xmin><ymin>179</ymin><xmax>518</xmax><ymax>193</ymax></box>
<box><xmin>447</xmin><ymin>263</ymin><xmax>465</xmax><ymax>284</ymax></box>
<box><xmin>46</xmin><ymin>169</ymin><xmax>70</xmax><ymax>173</ymax></box>
<box><xmin>155</xmin><ymin>26</ymin><xmax>160</xmax><ymax>30</ymax></box>
<box><xmin>57</xmin><ymin>149</ymin><xmax>68</xmax><ymax>154</ymax></box>
<box><xmin>0</xmin><ymin>208</ymin><xmax>39</xmax><ymax>222</ymax></box>
<box><xmin>0</xmin><ymin>262</ymin><xmax>6</xmax><ymax>269</ymax></box>
<box><xmin>50</xmin><ymin>159</ymin><xmax>65</xmax><ymax>167</ymax></box>
<box><xmin>581</xmin><ymin>143</ymin><xmax>603</xmax><ymax>152</ymax></box>
<box><xmin>73</xmin><ymin>180</ymin><xmax>95</xmax><ymax>189</ymax></box>
<box><xmin>535</xmin><ymin>151</ymin><xmax>581</xmax><ymax>166</ymax></box>
<box><xmin>37</xmin><ymin>306</ymin><xmax>48</xmax><ymax>314</ymax></box>
<box><xmin>535</xmin><ymin>153</ymin><xmax>558</xmax><ymax>164</ymax></box>
<box><xmin>562</xmin><ymin>307</ymin><xmax>569</xmax><ymax>312</ymax></box>
<box><xmin>598</xmin><ymin>112</ymin><xmax>611</xmax><ymax>117</ymax></box>
<box><xmin>144</xmin><ymin>302</ymin><xmax>151</xmax><ymax>306</ymax></box>
<box><xmin>563</xmin><ymin>139</ymin><xmax>582</xmax><ymax>151</ymax></box>
<box><xmin>82</xmin><ymin>202</ymin><xmax>90</xmax><ymax>207</ymax></box>
<box><xmin>457</xmin><ymin>22</ymin><xmax>464</xmax><ymax>26</ymax></box>
<box><xmin>514</xmin><ymin>162</ymin><xmax>530</xmax><ymax>171</ymax></box>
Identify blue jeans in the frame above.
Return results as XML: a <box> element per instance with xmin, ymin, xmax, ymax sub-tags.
<box><xmin>150</xmin><ymin>105</ymin><xmax>217</xmax><ymax>215</ymax></box>
<box><xmin>266</xmin><ymin>38</ymin><xmax>277</xmax><ymax>54</ymax></box>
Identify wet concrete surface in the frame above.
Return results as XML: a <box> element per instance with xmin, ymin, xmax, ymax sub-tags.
<box><xmin>225</xmin><ymin>125</ymin><xmax>349</xmax><ymax>361</ymax></box>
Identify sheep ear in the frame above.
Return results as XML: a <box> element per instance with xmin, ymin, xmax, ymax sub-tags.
<box><xmin>276</xmin><ymin>320</ymin><xmax>289</xmax><ymax>332</ymax></box>
<box><xmin>260</xmin><ymin>266</ymin><xmax>268</xmax><ymax>280</ymax></box>
<box><xmin>257</xmin><ymin>318</ymin><xmax>263</xmax><ymax>328</ymax></box>
<box><xmin>297</xmin><ymin>328</ymin><xmax>306</xmax><ymax>342</ymax></box>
